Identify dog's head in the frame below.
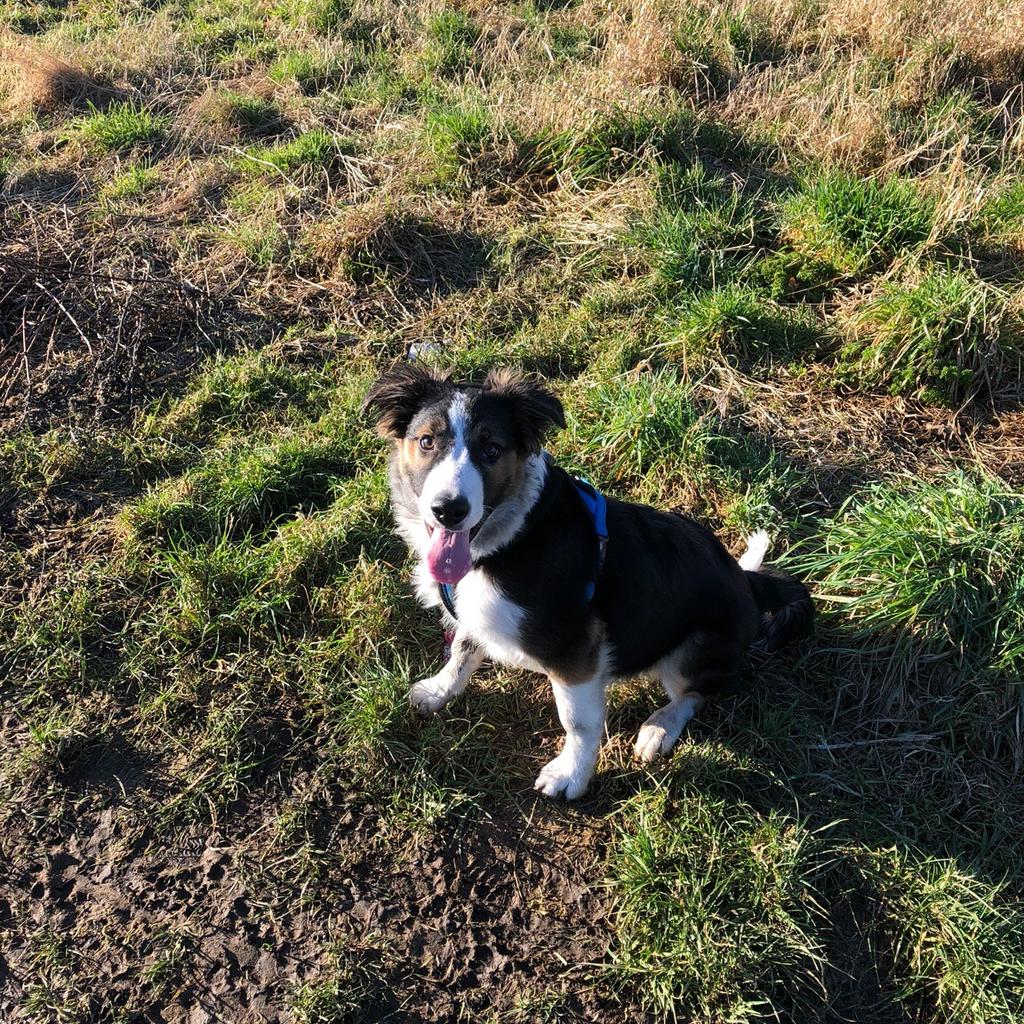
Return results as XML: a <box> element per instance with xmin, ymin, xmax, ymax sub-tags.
<box><xmin>363</xmin><ymin>364</ymin><xmax>565</xmax><ymax>581</ymax></box>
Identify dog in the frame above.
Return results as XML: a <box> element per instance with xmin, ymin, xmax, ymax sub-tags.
<box><xmin>363</xmin><ymin>364</ymin><xmax>813</xmax><ymax>799</ymax></box>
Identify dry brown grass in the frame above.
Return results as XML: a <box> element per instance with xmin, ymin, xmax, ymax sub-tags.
<box><xmin>1</xmin><ymin>43</ymin><xmax>112</xmax><ymax>116</ymax></box>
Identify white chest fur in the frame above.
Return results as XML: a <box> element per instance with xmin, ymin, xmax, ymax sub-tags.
<box><xmin>452</xmin><ymin>570</ymin><xmax>546</xmax><ymax>674</ymax></box>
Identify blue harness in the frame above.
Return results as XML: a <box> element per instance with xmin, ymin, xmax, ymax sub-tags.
<box><xmin>438</xmin><ymin>476</ymin><xmax>608</xmax><ymax>620</ymax></box>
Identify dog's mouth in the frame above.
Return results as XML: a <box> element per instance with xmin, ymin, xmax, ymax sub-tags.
<box><xmin>424</xmin><ymin>519</ymin><xmax>485</xmax><ymax>540</ymax></box>
<box><xmin>424</xmin><ymin>515</ymin><xmax>487</xmax><ymax>585</ymax></box>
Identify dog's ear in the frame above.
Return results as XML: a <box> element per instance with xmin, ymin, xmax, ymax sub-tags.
<box><xmin>482</xmin><ymin>368</ymin><xmax>565</xmax><ymax>453</ymax></box>
<box><xmin>363</xmin><ymin>363</ymin><xmax>452</xmax><ymax>439</ymax></box>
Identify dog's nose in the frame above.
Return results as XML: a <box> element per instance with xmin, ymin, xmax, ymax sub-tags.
<box><xmin>431</xmin><ymin>495</ymin><xmax>470</xmax><ymax>528</ymax></box>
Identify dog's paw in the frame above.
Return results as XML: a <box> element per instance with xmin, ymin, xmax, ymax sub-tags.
<box><xmin>409</xmin><ymin>675</ymin><xmax>457</xmax><ymax>716</ymax></box>
<box><xmin>634</xmin><ymin>722</ymin><xmax>674</xmax><ymax>763</ymax></box>
<box><xmin>533</xmin><ymin>752</ymin><xmax>591</xmax><ymax>800</ymax></box>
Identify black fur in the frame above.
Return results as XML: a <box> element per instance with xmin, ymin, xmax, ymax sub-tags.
<box><xmin>479</xmin><ymin>462</ymin><xmax>799</xmax><ymax>691</ymax></box>
<box><xmin>745</xmin><ymin>568</ymin><xmax>815</xmax><ymax>651</ymax></box>
<box><xmin>481</xmin><ymin>368</ymin><xmax>566</xmax><ymax>453</ymax></box>
<box><xmin>362</xmin><ymin>363</ymin><xmax>453</xmax><ymax>438</ymax></box>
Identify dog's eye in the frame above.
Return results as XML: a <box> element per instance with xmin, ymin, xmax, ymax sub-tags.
<box><xmin>483</xmin><ymin>441</ymin><xmax>501</xmax><ymax>460</ymax></box>
<box><xmin>418</xmin><ymin>435</ymin><xmax>434</xmax><ymax>452</ymax></box>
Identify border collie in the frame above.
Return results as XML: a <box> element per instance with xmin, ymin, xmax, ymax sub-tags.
<box><xmin>364</xmin><ymin>365</ymin><xmax>813</xmax><ymax>799</ymax></box>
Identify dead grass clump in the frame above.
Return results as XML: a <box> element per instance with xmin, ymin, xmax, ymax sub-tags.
<box><xmin>0</xmin><ymin>215</ymin><xmax>226</xmax><ymax>431</ymax></box>
<box><xmin>2</xmin><ymin>46</ymin><xmax>112</xmax><ymax>116</ymax></box>
<box><xmin>303</xmin><ymin>202</ymin><xmax>491</xmax><ymax>299</ymax></box>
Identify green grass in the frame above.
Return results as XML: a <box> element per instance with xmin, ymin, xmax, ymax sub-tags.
<box><xmin>70</xmin><ymin>100</ymin><xmax>167</xmax><ymax>152</ymax></box>
<box><xmin>783</xmin><ymin>171</ymin><xmax>937</xmax><ymax>275</ymax></box>
<box><xmin>269</xmin><ymin>50</ymin><xmax>346</xmax><ymax>92</ymax></box>
<box><xmin>235</xmin><ymin>128</ymin><xmax>352</xmax><ymax>176</ymax></box>
<box><xmin>786</xmin><ymin>472</ymin><xmax>1024</xmax><ymax>756</ymax></box>
<box><xmin>5</xmin><ymin>2</ymin><xmax>1024</xmax><ymax>1022</ymax></box>
<box><xmin>422</xmin><ymin>9</ymin><xmax>480</xmax><ymax>76</ymax></box>
<box><xmin>838</xmin><ymin>265</ymin><xmax>1018</xmax><ymax>403</ymax></box>
<box><xmin>213</xmin><ymin>90</ymin><xmax>284</xmax><ymax>136</ymax></box>
<box><xmin>666</xmin><ymin>283</ymin><xmax>823</xmax><ymax>366</ymax></box>
<box><xmin>556</xmin><ymin>367</ymin><xmax>802</xmax><ymax>529</ymax></box>
<box><xmin>100</xmin><ymin>162</ymin><xmax>159</xmax><ymax>201</ymax></box>
<box><xmin>632</xmin><ymin>162</ymin><xmax>762</xmax><ymax>288</ymax></box>
<box><xmin>608</xmin><ymin>786</ymin><xmax>827</xmax><ymax>1022</ymax></box>
<box><xmin>860</xmin><ymin>848</ymin><xmax>1024</xmax><ymax>1024</ymax></box>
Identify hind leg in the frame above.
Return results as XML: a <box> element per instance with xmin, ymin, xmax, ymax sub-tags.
<box><xmin>633</xmin><ymin>633</ymin><xmax>741</xmax><ymax>763</ymax></box>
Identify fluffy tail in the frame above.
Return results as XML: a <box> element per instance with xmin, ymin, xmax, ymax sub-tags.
<box><xmin>738</xmin><ymin>531</ymin><xmax>814</xmax><ymax>651</ymax></box>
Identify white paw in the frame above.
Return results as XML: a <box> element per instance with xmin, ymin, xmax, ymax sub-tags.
<box><xmin>533</xmin><ymin>751</ymin><xmax>593</xmax><ymax>800</ymax></box>
<box><xmin>409</xmin><ymin>675</ymin><xmax>457</xmax><ymax>716</ymax></box>
<box><xmin>634</xmin><ymin>722</ymin><xmax>674</xmax><ymax>763</ymax></box>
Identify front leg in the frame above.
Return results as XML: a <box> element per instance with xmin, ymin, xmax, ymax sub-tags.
<box><xmin>534</xmin><ymin>677</ymin><xmax>607</xmax><ymax>800</ymax></box>
<box><xmin>409</xmin><ymin>627</ymin><xmax>485</xmax><ymax>716</ymax></box>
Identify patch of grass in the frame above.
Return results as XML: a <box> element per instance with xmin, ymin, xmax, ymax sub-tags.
<box><xmin>188</xmin><ymin>0</ymin><xmax>270</xmax><ymax>58</ymax></box>
<box><xmin>838</xmin><ymin>265</ymin><xmax>1017</xmax><ymax>403</ymax></box>
<box><xmin>100</xmin><ymin>162</ymin><xmax>159</xmax><ymax>201</ymax></box>
<box><xmin>607</xmin><ymin>787</ymin><xmax>827</xmax><ymax>1022</ymax></box>
<box><xmin>554</xmin><ymin>106</ymin><xmax>694</xmax><ymax>183</ymax></box>
<box><xmin>235</xmin><ymin>128</ymin><xmax>352</xmax><ymax>177</ymax></box>
<box><xmin>211</xmin><ymin>90</ymin><xmax>284</xmax><ymax>137</ymax></box>
<box><xmin>783</xmin><ymin>170</ymin><xmax>936</xmax><ymax>275</ymax></box>
<box><xmin>423</xmin><ymin>97</ymin><xmax>495</xmax><ymax>181</ymax></box>
<box><xmin>632</xmin><ymin>162</ymin><xmax>762</xmax><ymax>287</ymax></box>
<box><xmin>269</xmin><ymin>50</ymin><xmax>346</xmax><ymax>93</ymax></box>
<box><xmin>70</xmin><ymin>100</ymin><xmax>167</xmax><ymax>152</ymax></box>
<box><xmin>556</xmin><ymin>367</ymin><xmax>802</xmax><ymax>529</ymax></box>
<box><xmin>143</xmin><ymin>349</ymin><xmax>333</xmax><ymax>448</ymax></box>
<box><xmin>274</xmin><ymin>0</ymin><xmax>348</xmax><ymax>34</ymax></box>
<box><xmin>422</xmin><ymin>10</ymin><xmax>480</xmax><ymax>77</ymax></box>
<box><xmin>860</xmin><ymin>848</ymin><xmax>1024</xmax><ymax>1024</ymax></box>
<box><xmin>290</xmin><ymin>940</ymin><xmax>395</xmax><ymax>1024</ymax></box>
<box><xmin>222</xmin><ymin>217</ymin><xmax>290</xmax><ymax>266</ymax></box>
<box><xmin>666</xmin><ymin>283</ymin><xmax>823</xmax><ymax>367</ymax></box>
<box><xmin>973</xmin><ymin>178</ymin><xmax>1024</xmax><ymax>250</ymax></box>
<box><xmin>787</xmin><ymin>472</ymin><xmax>1024</xmax><ymax>752</ymax></box>
<box><xmin>125</xmin><ymin>405</ymin><xmax>374</xmax><ymax>544</ymax></box>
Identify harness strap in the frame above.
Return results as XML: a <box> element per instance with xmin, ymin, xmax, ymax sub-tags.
<box><xmin>437</xmin><ymin>473</ymin><xmax>608</xmax><ymax>620</ymax></box>
<box><xmin>438</xmin><ymin>581</ymin><xmax>458</xmax><ymax>619</ymax></box>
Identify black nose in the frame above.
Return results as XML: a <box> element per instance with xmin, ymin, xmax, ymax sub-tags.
<box><xmin>431</xmin><ymin>495</ymin><xmax>470</xmax><ymax>528</ymax></box>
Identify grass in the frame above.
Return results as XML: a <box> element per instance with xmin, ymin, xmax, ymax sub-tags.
<box><xmin>4</xmin><ymin>0</ymin><xmax>1024</xmax><ymax>1021</ymax></box>
<box><xmin>69</xmin><ymin>99</ymin><xmax>167</xmax><ymax>151</ymax></box>
<box><xmin>608</xmin><ymin>786</ymin><xmax>827</xmax><ymax>1022</ymax></box>
<box><xmin>783</xmin><ymin>171</ymin><xmax>937</xmax><ymax>275</ymax></box>
<box><xmin>839</xmin><ymin>265</ymin><xmax>1018</xmax><ymax>403</ymax></box>
<box><xmin>235</xmin><ymin>128</ymin><xmax>351</xmax><ymax>176</ymax></box>
<box><xmin>787</xmin><ymin>472</ymin><xmax>1024</xmax><ymax>691</ymax></box>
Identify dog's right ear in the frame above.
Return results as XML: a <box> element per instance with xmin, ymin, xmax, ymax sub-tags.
<box><xmin>362</xmin><ymin>363</ymin><xmax>452</xmax><ymax>439</ymax></box>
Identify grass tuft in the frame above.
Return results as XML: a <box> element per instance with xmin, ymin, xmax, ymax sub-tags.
<box><xmin>607</xmin><ymin>787</ymin><xmax>826</xmax><ymax>1022</ymax></box>
<box><xmin>783</xmin><ymin>171</ymin><xmax>936</xmax><ymax>275</ymax></box>
<box><xmin>787</xmin><ymin>472</ymin><xmax>1024</xmax><ymax>757</ymax></box>
<box><xmin>235</xmin><ymin>128</ymin><xmax>352</xmax><ymax>176</ymax></box>
<box><xmin>838</xmin><ymin>265</ymin><xmax>1018</xmax><ymax>403</ymax></box>
<box><xmin>70</xmin><ymin>100</ymin><xmax>167</xmax><ymax>152</ymax></box>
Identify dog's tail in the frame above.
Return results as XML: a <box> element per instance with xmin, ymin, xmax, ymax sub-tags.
<box><xmin>738</xmin><ymin>531</ymin><xmax>814</xmax><ymax>651</ymax></box>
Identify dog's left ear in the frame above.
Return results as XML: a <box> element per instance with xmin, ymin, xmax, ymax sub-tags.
<box><xmin>363</xmin><ymin>363</ymin><xmax>452</xmax><ymax>438</ymax></box>
<box><xmin>483</xmin><ymin>368</ymin><xmax>566</xmax><ymax>453</ymax></box>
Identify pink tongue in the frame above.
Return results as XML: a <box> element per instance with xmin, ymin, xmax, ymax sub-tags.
<box><xmin>427</xmin><ymin>528</ymin><xmax>472</xmax><ymax>584</ymax></box>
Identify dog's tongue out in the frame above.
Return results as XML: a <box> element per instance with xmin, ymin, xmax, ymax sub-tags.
<box><xmin>427</xmin><ymin>528</ymin><xmax>472</xmax><ymax>584</ymax></box>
